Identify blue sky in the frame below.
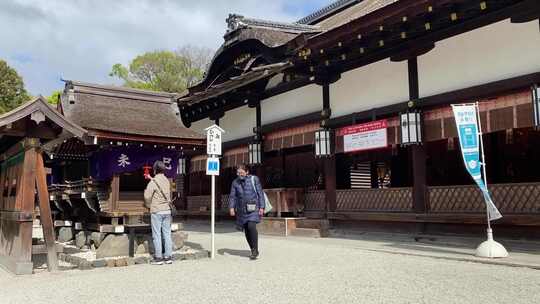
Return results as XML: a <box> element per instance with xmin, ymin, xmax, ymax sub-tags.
<box><xmin>0</xmin><ymin>0</ymin><xmax>333</xmax><ymax>97</ymax></box>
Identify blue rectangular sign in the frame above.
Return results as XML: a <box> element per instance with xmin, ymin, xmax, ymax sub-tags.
<box><xmin>206</xmin><ymin>157</ymin><xmax>220</xmax><ymax>176</ymax></box>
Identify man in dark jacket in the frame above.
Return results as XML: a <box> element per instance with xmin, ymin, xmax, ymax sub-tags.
<box><xmin>229</xmin><ymin>164</ymin><xmax>265</xmax><ymax>260</ymax></box>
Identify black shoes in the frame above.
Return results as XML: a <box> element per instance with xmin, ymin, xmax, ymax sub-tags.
<box><xmin>151</xmin><ymin>257</ymin><xmax>172</xmax><ymax>265</ymax></box>
<box><xmin>249</xmin><ymin>249</ymin><xmax>259</xmax><ymax>260</ymax></box>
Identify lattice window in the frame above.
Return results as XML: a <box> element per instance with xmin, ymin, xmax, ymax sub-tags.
<box><xmin>428</xmin><ymin>183</ymin><xmax>540</xmax><ymax>214</ymax></box>
<box><xmin>304</xmin><ymin>190</ymin><xmax>326</xmax><ymax>211</ymax></box>
<box><xmin>187</xmin><ymin>195</ymin><xmax>211</xmax><ymax>211</ymax></box>
<box><xmin>336</xmin><ymin>188</ymin><xmax>412</xmax><ymax>212</ymax></box>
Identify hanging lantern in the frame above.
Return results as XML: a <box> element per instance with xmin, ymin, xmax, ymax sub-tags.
<box><xmin>315</xmin><ymin>128</ymin><xmax>332</xmax><ymax>157</ymax></box>
<box><xmin>400</xmin><ymin>109</ymin><xmax>423</xmax><ymax>145</ymax></box>
<box><xmin>532</xmin><ymin>84</ymin><xmax>540</xmax><ymax>128</ymax></box>
<box><xmin>248</xmin><ymin>141</ymin><xmax>262</xmax><ymax>165</ymax></box>
<box><xmin>177</xmin><ymin>158</ymin><xmax>187</xmax><ymax>175</ymax></box>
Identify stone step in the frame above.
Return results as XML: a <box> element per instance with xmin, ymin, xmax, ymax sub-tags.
<box><xmin>295</xmin><ymin>219</ymin><xmax>329</xmax><ymax>230</ymax></box>
<box><xmin>290</xmin><ymin>228</ymin><xmax>329</xmax><ymax>238</ymax></box>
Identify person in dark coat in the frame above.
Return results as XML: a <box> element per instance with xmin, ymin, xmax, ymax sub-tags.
<box><xmin>229</xmin><ymin>164</ymin><xmax>265</xmax><ymax>260</ymax></box>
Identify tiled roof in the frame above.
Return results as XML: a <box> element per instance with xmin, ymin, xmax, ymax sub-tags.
<box><xmin>314</xmin><ymin>0</ymin><xmax>399</xmax><ymax>30</ymax></box>
<box><xmin>297</xmin><ymin>0</ymin><xmax>360</xmax><ymax>25</ymax></box>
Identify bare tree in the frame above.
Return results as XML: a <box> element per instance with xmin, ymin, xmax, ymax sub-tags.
<box><xmin>176</xmin><ymin>45</ymin><xmax>214</xmax><ymax>87</ymax></box>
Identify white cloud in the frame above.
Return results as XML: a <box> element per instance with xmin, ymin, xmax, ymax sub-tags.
<box><xmin>0</xmin><ymin>0</ymin><xmax>325</xmax><ymax>96</ymax></box>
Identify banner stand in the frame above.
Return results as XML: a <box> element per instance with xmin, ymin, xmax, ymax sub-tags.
<box><xmin>452</xmin><ymin>102</ymin><xmax>508</xmax><ymax>258</ymax></box>
<box><xmin>473</xmin><ymin>102</ymin><xmax>508</xmax><ymax>258</ymax></box>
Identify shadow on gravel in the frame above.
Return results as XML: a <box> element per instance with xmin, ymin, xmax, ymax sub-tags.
<box><xmin>383</xmin><ymin>243</ymin><xmax>473</xmax><ymax>257</ymax></box>
<box><xmin>184</xmin><ymin>242</ymin><xmax>205</xmax><ymax>250</ymax></box>
<box><xmin>217</xmin><ymin>248</ymin><xmax>251</xmax><ymax>257</ymax></box>
<box><xmin>180</xmin><ymin>220</ymin><xmax>238</xmax><ymax>234</ymax></box>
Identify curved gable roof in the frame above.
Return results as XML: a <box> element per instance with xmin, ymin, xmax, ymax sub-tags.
<box><xmin>0</xmin><ymin>96</ymin><xmax>87</xmax><ymax>138</ymax></box>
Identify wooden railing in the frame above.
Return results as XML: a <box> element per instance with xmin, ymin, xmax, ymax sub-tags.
<box><xmin>428</xmin><ymin>183</ymin><xmax>540</xmax><ymax>214</ymax></box>
<box><xmin>186</xmin><ymin>195</ymin><xmax>211</xmax><ymax>211</ymax></box>
<box><xmin>184</xmin><ymin>195</ymin><xmax>230</xmax><ymax>212</ymax></box>
<box><xmin>304</xmin><ymin>190</ymin><xmax>326</xmax><ymax>211</ymax></box>
<box><xmin>336</xmin><ymin>188</ymin><xmax>413</xmax><ymax>212</ymax></box>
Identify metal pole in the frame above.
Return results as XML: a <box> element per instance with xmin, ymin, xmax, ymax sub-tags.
<box><xmin>475</xmin><ymin>102</ymin><xmax>491</xmax><ymax>231</ymax></box>
<box><xmin>211</xmin><ymin>173</ymin><xmax>215</xmax><ymax>259</ymax></box>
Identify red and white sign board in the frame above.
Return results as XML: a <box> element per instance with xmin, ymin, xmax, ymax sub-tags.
<box><xmin>338</xmin><ymin>120</ymin><xmax>388</xmax><ymax>153</ymax></box>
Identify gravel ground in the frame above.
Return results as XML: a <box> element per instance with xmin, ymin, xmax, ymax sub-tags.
<box><xmin>1</xmin><ymin>229</ymin><xmax>539</xmax><ymax>304</ymax></box>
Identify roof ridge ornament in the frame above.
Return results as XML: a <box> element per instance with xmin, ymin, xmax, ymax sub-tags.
<box><xmin>226</xmin><ymin>14</ymin><xmax>247</xmax><ymax>33</ymax></box>
<box><xmin>226</xmin><ymin>13</ymin><xmax>320</xmax><ymax>34</ymax></box>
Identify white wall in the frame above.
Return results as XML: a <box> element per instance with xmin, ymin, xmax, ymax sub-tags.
<box><xmin>419</xmin><ymin>20</ymin><xmax>540</xmax><ymax>98</ymax></box>
<box><xmin>330</xmin><ymin>59</ymin><xmax>409</xmax><ymax>117</ymax></box>
<box><xmin>261</xmin><ymin>84</ymin><xmax>323</xmax><ymax>125</ymax></box>
<box><xmin>190</xmin><ymin>105</ymin><xmax>255</xmax><ymax>142</ymax></box>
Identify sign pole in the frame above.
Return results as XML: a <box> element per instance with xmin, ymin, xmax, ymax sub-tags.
<box><xmin>211</xmin><ymin>172</ymin><xmax>215</xmax><ymax>259</ymax></box>
<box><xmin>205</xmin><ymin>124</ymin><xmax>224</xmax><ymax>261</ymax></box>
<box><xmin>476</xmin><ymin>102</ymin><xmax>492</xmax><ymax>232</ymax></box>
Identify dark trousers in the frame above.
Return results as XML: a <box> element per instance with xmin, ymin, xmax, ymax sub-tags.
<box><xmin>243</xmin><ymin>221</ymin><xmax>258</xmax><ymax>251</ymax></box>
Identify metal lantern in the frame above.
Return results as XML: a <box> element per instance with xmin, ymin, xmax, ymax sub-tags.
<box><xmin>177</xmin><ymin>157</ymin><xmax>187</xmax><ymax>175</ymax></box>
<box><xmin>400</xmin><ymin>109</ymin><xmax>423</xmax><ymax>145</ymax></box>
<box><xmin>315</xmin><ymin>128</ymin><xmax>332</xmax><ymax>157</ymax></box>
<box><xmin>248</xmin><ymin>141</ymin><xmax>262</xmax><ymax>165</ymax></box>
<box><xmin>532</xmin><ymin>84</ymin><xmax>540</xmax><ymax>128</ymax></box>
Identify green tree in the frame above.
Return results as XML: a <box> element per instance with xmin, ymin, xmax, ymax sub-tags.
<box><xmin>46</xmin><ymin>90</ymin><xmax>62</xmax><ymax>105</ymax></box>
<box><xmin>109</xmin><ymin>47</ymin><xmax>212</xmax><ymax>93</ymax></box>
<box><xmin>0</xmin><ymin>59</ymin><xmax>29</xmax><ymax>114</ymax></box>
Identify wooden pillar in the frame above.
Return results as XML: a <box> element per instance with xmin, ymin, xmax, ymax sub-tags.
<box><xmin>16</xmin><ymin>146</ymin><xmax>37</xmax><ymax>266</ymax></box>
<box><xmin>408</xmin><ymin>58</ymin><xmax>427</xmax><ymax>213</ymax></box>
<box><xmin>253</xmin><ymin>102</ymin><xmax>266</xmax><ymax>186</ymax></box>
<box><xmin>110</xmin><ymin>174</ymin><xmax>120</xmax><ymax>213</ymax></box>
<box><xmin>322</xmin><ymin>83</ymin><xmax>337</xmax><ymax>213</ymax></box>
<box><xmin>35</xmin><ymin>150</ymin><xmax>58</xmax><ymax>272</ymax></box>
<box><xmin>181</xmin><ymin>157</ymin><xmax>190</xmax><ymax>210</ymax></box>
<box><xmin>324</xmin><ymin>156</ymin><xmax>337</xmax><ymax>213</ymax></box>
<box><xmin>411</xmin><ymin>146</ymin><xmax>427</xmax><ymax>213</ymax></box>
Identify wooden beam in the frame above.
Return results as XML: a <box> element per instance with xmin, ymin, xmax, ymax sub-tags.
<box><xmin>302</xmin><ymin>1</ymin><xmax>533</xmax><ymax>78</ymax></box>
<box><xmin>390</xmin><ymin>43</ymin><xmax>435</xmax><ymax>62</ymax></box>
<box><xmin>35</xmin><ymin>151</ymin><xmax>58</xmax><ymax>272</ymax></box>
<box><xmin>326</xmin><ymin>212</ymin><xmax>540</xmax><ymax>226</ymax></box>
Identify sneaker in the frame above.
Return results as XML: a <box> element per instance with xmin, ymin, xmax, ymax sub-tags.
<box><xmin>164</xmin><ymin>257</ymin><xmax>173</xmax><ymax>264</ymax></box>
<box><xmin>150</xmin><ymin>258</ymin><xmax>164</xmax><ymax>265</ymax></box>
<box><xmin>249</xmin><ymin>249</ymin><xmax>259</xmax><ymax>260</ymax></box>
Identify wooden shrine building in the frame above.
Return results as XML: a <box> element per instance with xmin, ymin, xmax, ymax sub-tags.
<box><xmin>178</xmin><ymin>0</ymin><xmax>540</xmax><ymax>237</ymax></box>
<box><xmin>0</xmin><ymin>97</ymin><xmax>86</xmax><ymax>274</ymax></box>
<box><xmin>47</xmin><ymin>81</ymin><xmax>204</xmax><ymax>231</ymax></box>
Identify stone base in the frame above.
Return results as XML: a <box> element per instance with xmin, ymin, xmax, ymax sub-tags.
<box><xmin>58</xmin><ymin>247</ymin><xmax>208</xmax><ymax>270</ymax></box>
<box><xmin>258</xmin><ymin>218</ymin><xmax>329</xmax><ymax>237</ymax></box>
<box><xmin>0</xmin><ymin>254</ymin><xmax>33</xmax><ymax>275</ymax></box>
